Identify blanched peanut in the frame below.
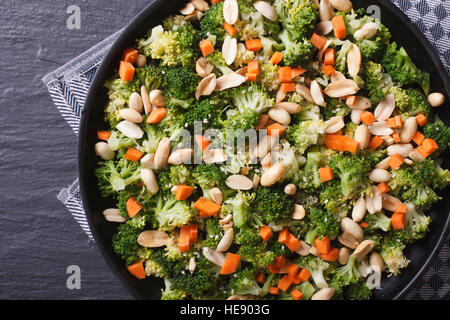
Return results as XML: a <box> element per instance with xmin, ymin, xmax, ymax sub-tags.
<box><xmin>284</xmin><ymin>183</ymin><xmax>297</xmax><ymax>195</ymax></box>
<box><xmin>311</xmin><ymin>288</ymin><xmax>335</xmax><ymax>300</ymax></box>
<box><xmin>354</xmin><ymin>124</ymin><xmax>370</xmax><ymax>150</ymax></box>
<box><xmin>292</xmin><ymin>204</ymin><xmax>305</xmax><ymax>220</ymax></box>
<box><xmin>261</xmin><ymin>163</ymin><xmax>285</xmax><ymax>186</ymax></box>
<box><xmin>136</xmin><ymin>54</ymin><xmax>147</xmax><ymax>68</ymax></box>
<box><xmin>428</xmin><ymin>92</ymin><xmax>445</xmax><ymax>107</ymax></box>
<box><xmin>354</xmin><ymin>22</ymin><xmax>378</xmax><ymax>40</ymax></box>
<box><xmin>400</xmin><ymin>117</ymin><xmax>418</xmax><ymax>143</ymax></box>
<box><xmin>368</xmin><ymin>169</ymin><xmax>391</xmax><ymax>183</ymax></box>
<box><xmin>141</xmin><ymin>168</ymin><xmax>159</xmax><ymax>194</ymax></box>
<box><xmin>154</xmin><ymin>137</ymin><xmax>171</xmax><ymax>169</ymax></box>
<box><xmin>129</xmin><ymin>92</ymin><xmax>143</xmax><ymax>113</ymax></box>
<box><xmin>370</xmin><ymin>252</ymin><xmax>385</xmax><ymax>272</ymax></box>
<box><xmin>338</xmin><ymin>247</ymin><xmax>350</xmax><ymax>265</ymax></box>
<box><xmin>351</xmin><ymin>198</ymin><xmax>366</xmax><ymax>222</ymax></box>
<box><xmin>341</xmin><ymin>217</ymin><xmax>364</xmax><ymax>241</ymax></box>
<box><xmin>209</xmin><ymin>187</ymin><xmax>223</xmax><ymax>205</ymax></box>
<box><xmin>95</xmin><ymin>142</ymin><xmax>115</xmax><ymax>160</ymax></box>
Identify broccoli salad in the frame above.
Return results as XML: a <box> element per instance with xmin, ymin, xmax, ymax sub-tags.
<box><xmin>94</xmin><ymin>0</ymin><xmax>450</xmax><ymax>300</ymax></box>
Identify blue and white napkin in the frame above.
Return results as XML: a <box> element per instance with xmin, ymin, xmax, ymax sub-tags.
<box><xmin>42</xmin><ymin>0</ymin><xmax>450</xmax><ymax>299</ymax></box>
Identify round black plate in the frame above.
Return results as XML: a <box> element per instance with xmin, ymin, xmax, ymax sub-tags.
<box><xmin>79</xmin><ymin>0</ymin><xmax>450</xmax><ymax>300</ymax></box>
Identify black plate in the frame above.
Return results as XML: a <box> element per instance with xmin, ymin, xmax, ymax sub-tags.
<box><xmin>79</xmin><ymin>0</ymin><xmax>450</xmax><ymax>300</ymax></box>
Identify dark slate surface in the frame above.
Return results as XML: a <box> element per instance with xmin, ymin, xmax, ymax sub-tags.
<box><xmin>1</xmin><ymin>0</ymin><xmax>448</xmax><ymax>300</ymax></box>
<box><xmin>0</xmin><ymin>0</ymin><xmax>156</xmax><ymax>300</ymax></box>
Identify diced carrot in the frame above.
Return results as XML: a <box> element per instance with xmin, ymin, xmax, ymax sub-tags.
<box><xmin>387</xmin><ymin>118</ymin><xmax>396</xmax><ymax>128</ymax></box>
<box><xmin>331</xmin><ymin>16</ymin><xmax>346</xmax><ymax>39</ymax></box>
<box><xmin>324</xmin><ymin>48</ymin><xmax>335</xmax><ymax>65</ymax></box>
<box><xmin>360</xmin><ymin>221</ymin><xmax>369</xmax><ymax>229</ymax></box>
<box><xmin>193</xmin><ymin>197</ymin><xmax>221</xmax><ymax>217</ymax></box>
<box><xmin>285</xmin><ymin>263</ymin><xmax>299</xmax><ymax>279</ymax></box>
<box><xmin>179</xmin><ymin>225</ymin><xmax>191</xmax><ymax>252</ymax></box>
<box><xmin>245</xmin><ymin>39</ymin><xmax>263</xmax><ymax>52</ymax></box>
<box><xmin>421</xmin><ymin>138</ymin><xmax>439</xmax><ymax>155</ymax></box>
<box><xmin>259</xmin><ymin>225</ymin><xmax>273</xmax><ymax>242</ymax></box>
<box><xmin>368</xmin><ymin>136</ymin><xmax>383</xmax><ymax>150</ymax></box>
<box><xmin>273</xmin><ymin>255</ymin><xmax>287</xmax><ymax>269</ymax></box>
<box><xmin>360</xmin><ymin>111</ymin><xmax>376</xmax><ymax>125</ymax></box>
<box><xmin>267</xmin><ymin>264</ymin><xmax>281</xmax><ymax>274</ymax></box>
<box><xmin>389</xmin><ymin>153</ymin><xmax>404</xmax><ymax>170</ymax></box>
<box><xmin>175</xmin><ymin>185</ymin><xmax>195</xmax><ymax>200</ymax></box>
<box><xmin>310</xmin><ymin>33</ymin><xmax>327</xmax><ymax>49</ymax></box>
<box><xmin>281</xmin><ymin>82</ymin><xmax>296</xmax><ymax>93</ymax></box>
<box><xmin>224</xmin><ymin>22</ymin><xmax>236</xmax><ymax>36</ymax></box>
<box><xmin>194</xmin><ymin>135</ymin><xmax>211</xmax><ymax>152</ymax></box>
<box><xmin>278</xmin><ymin>228</ymin><xmax>290</xmax><ymax>244</ymax></box>
<box><xmin>416</xmin><ymin>114</ymin><xmax>427</xmax><ymax>127</ymax></box>
<box><xmin>394</xmin><ymin>116</ymin><xmax>403</xmax><ymax>128</ymax></box>
<box><xmin>270</xmin><ymin>51</ymin><xmax>283</xmax><ymax>65</ymax></box>
<box><xmin>412</xmin><ymin>131</ymin><xmax>425</xmax><ymax>145</ymax></box>
<box><xmin>277</xmin><ymin>275</ymin><xmax>293</xmax><ymax>292</ymax></box>
<box><xmin>286</xmin><ymin>234</ymin><xmax>301</xmax><ymax>252</ymax></box>
<box><xmin>199</xmin><ymin>39</ymin><xmax>214</xmax><ymax>57</ymax></box>
<box><xmin>127</xmin><ymin>261</ymin><xmax>146</xmax><ymax>279</ymax></box>
<box><xmin>248</xmin><ymin>60</ymin><xmax>260</xmax><ymax>75</ymax></box>
<box><xmin>256</xmin><ymin>272</ymin><xmax>266</xmax><ymax>284</ymax></box>
<box><xmin>147</xmin><ymin>107</ymin><xmax>167</xmax><ymax>124</ymax></box>
<box><xmin>126</xmin><ymin>198</ymin><xmax>142</xmax><ymax>218</ymax></box>
<box><xmin>122</xmin><ymin>48</ymin><xmax>138</xmax><ymax>64</ymax></box>
<box><xmin>322</xmin><ymin>65</ymin><xmax>336</xmax><ymax>76</ymax></box>
<box><xmin>295</xmin><ymin>268</ymin><xmax>311</xmax><ymax>283</ymax></box>
<box><xmin>267</xmin><ymin>123</ymin><xmax>285</xmax><ymax>136</ymax></box>
<box><xmin>391</xmin><ymin>212</ymin><xmax>406</xmax><ymax>230</ymax></box>
<box><xmin>346</xmin><ymin>95</ymin><xmax>356</xmax><ymax>106</ymax></box>
<box><xmin>189</xmin><ymin>224</ymin><xmax>198</xmax><ymax>243</ymax></box>
<box><xmin>395</xmin><ymin>203</ymin><xmax>407</xmax><ymax>214</ymax></box>
<box><xmin>291</xmin><ymin>67</ymin><xmax>306</xmax><ymax>79</ymax></box>
<box><xmin>319</xmin><ymin>167</ymin><xmax>334</xmax><ymax>183</ymax></box>
<box><xmin>279</xmin><ymin>67</ymin><xmax>292</xmax><ymax>83</ymax></box>
<box><xmin>321</xmin><ymin>246</ymin><xmax>339</xmax><ymax>262</ymax></box>
<box><xmin>269</xmin><ymin>287</ymin><xmax>280</xmax><ymax>295</ymax></box>
<box><xmin>119</xmin><ymin>61</ymin><xmax>135</xmax><ymax>82</ymax></box>
<box><xmin>324</xmin><ymin>134</ymin><xmax>359</xmax><ymax>154</ymax></box>
<box><xmin>97</xmin><ymin>130</ymin><xmax>111</xmax><ymax>141</ymax></box>
<box><xmin>291</xmin><ymin>289</ymin><xmax>304</xmax><ymax>300</ymax></box>
<box><xmin>124</xmin><ymin>147</ymin><xmax>143</xmax><ymax>162</ymax></box>
<box><xmin>377</xmin><ymin>182</ymin><xmax>390</xmax><ymax>194</ymax></box>
<box><xmin>392</xmin><ymin>132</ymin><xmax>401</xmax><ymax>143</ymax></box>
<box><xmin>246</xmin><ymin>72</ymin><xmax>257</xmax><ymax>81</ymax></box>
<box><xmin>220</xmin><ymin>253</ymin><xmax>241</xmax><ymax>275</ymax></box>
<box><xmin>315</xmin><ymin>237</ymin><xmax>331</xmax><ymax>254</ymax></box>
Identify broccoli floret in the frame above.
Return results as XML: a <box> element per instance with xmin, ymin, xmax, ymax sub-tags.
<box><xmin>144</xmin><ymin>248</ymin><xmax>176</xmax><ymax>278</ymax></box>
<box><xmin>296</xmin><ymin>255</ymin><xmax>333</xmax><ymax>289</ymax></box>
<box><xmin>173</xmin><ymin>22</ymin><xmax>202</xmax><ymax>66</ymax></box>
<box><xmin>161</xmin><ymin>279</ymin><xmax>188</xmax><ymax>300</ymax></box>
<box><xmin>163</xmin><ymin>15</ymin><xmax>185</xmax><ymax>31</ymax></box>
<box><xmin>206</xmin><ymin>51</ymin><xmax>234</xmax><ymax>76</ymax></box>
<box><xmin>393</xmin><ymin>203</ymin><xmax>430</xmax><ymax>244</ymax></box>
<box><xmin>304</xmin><ymin>207</ymin><xmax>340</xmax><ymax>244</ymax></box>
<box><xmin>227</xmin><ymin>267</ymin><xmax>274</xmax><ymax>297</ymax></box>
<box><xmin>380</xmin><ymin>235</ymin><xmax>410</xmax><ymax>275</ymax></box>
<box><xmin>345</xmin><ymin>282</ymin><xmax>372</xmax><ymax>300</ymax></box>
<box><xmin>322</xmin><ymin>98</ymin><xmax>351</xmax><ymax>121</ymax></box>
<box><xmin>259</xmin><ymin>60</ymin><xmax>280</xmax><ymax>92</ymax></box>
<box><xmin>183</xmin><ymin>100</ymin><xmax>224</xmax><ymax>130</ymax></box>
<box><xmin>154</xmin><ymin>192</ymin><xmax>193</xmax><ymax>231</ymax></box>
<box><xmin>200</xmin><ymin>2</ymin><xmax>226</xmax><ymax>42</ymax></box>
<box><xmin>298</xmin><ymin>151</ymin><xmax>324</xmax><ymax>189</ymax></box>
<box><xmin>286</xmin><ymin>118</ymin><xmax>325</xmax><ymax>156</ymax></box>
<box><xmin>157</xmin><ymin>165</ymin><xmax>192</xmax><ymax>193</ymax></box>
<box><xmin>135</xmin><ymin>64</ymin><xmax>164</xmax><ymax>91</ymax></box>
<box><xmin>104</xmin><ymin>77</ymin><xmax>140</xmax><ymax>100</ymax></box>
<box><xmin>192</xmin><ymin>163</ymin><xmax>232</xmax><ymax>198</ymax></box>
<box><xmin>164</xmin><ymin>232</ymin><xmax>184</xmax><ymax>261</ymax></box>
<box><xmin>142</xmin><ymin>125</ymin><xmax>164</xmax><ymax>154</ymax></box>
<box><xmin>107</xmin><ymin>130</ymin><xmax>136</xmax><ymax>152</ymax></box>
<box><xmin>163</xmin><ymin>66</ymin><xmax>200</xmax><ymax>100</ymax></box>
<box><xmin>170</xmin><ymin>255</ymin><xmax>221</xmax><ymax>299</ymax></box>
<box><xmin>278</xmin><ymin>29</ymin><xmax>314</xmax><ymax>66</ymax></box>
<box><xmin>221</xmin><ymin>108</ymin><xmax>260</xmax><ymax>133</ymax></box>
<box><xmin>275</xmin><ymin>140</ymin><xmax>306</xmax><ymax>183</ymax></box>
<box><xmin>112</xmin><ymin>221</ymin><xmax>143</xmax><ymax>265</ymax></box>
<box><xmin>389</xmin><ymin>158</ymin><xmax>449</xmax><ymax>209</ymax></box>
<box><xmin>234</xmin><ymin>43</ymin><xmax>256</xmax><ymax>68</ymax></box>
<box><xmin>235</xmin><ymin>10</ymin><xmax>281</xmax><ymax>40</ymax></box>
<box><xmin>202</xmin><ymin>217</ymin><xmax>223</xmax><ymax>249</ymax></box>
<box><xmin>333</xmin><ymin>39</ymin><xmax>353</xmax><ymax>74</ymax></box>
<box><xmin>253</xmin><ymin>186</ymin><xmax>294</xmax><ymax>225</ymax></box>
<box><xmin>364</xmin><ymin>61</ymin><xmax>394</xmax><ymax>105</ymax></box>
<box><xmin>156</xmin><ymin>106</ymin><xmax>185</xmax><ymax>141</ymax></box>
<box><xmin>235</xmin><ymin>227</ymin><xmax>276</xmax><ymax>268</ymax></box>
<box><xmin>230</xmin><ymin>83</ymin><xmax>274</xmax><ymax>114</ymax></box>
<box><xmin>225</xmin><ymin>192</ymin><xmax>255</xmax><ymax>229</ymax></box>
<box><xmin>319</xmin><ymin>180</ymin><xmax>351</xmax><ymax>221</ymax></box>
<box><xmin>382</xmin><ymin>42</ymin><xmax>430</xmax><ymax>94</ymax></box>
<box><xmin>394</xmin><ymin>87</ymin><xmax>432</xmax><ymax>119</ymax></box>
<box><xmin>274</xmin><ymin>0</ymin><xmax>319</xmax><ymax>41</ymax></box>
<box><xmin>96</xmin><ymin>158</ymin><xmax>142</xmax><ymax>197</ymax></box>
<box><xmin>329</xmin><ymin>153</ymin><xmax>372</xmax><ymax>198</ymax></box>
<box><xmin>365</xmin><ymin>212</ymin><xmax>391</xmax><ymax>232</ymax></box>
<box><xmin>424</xmin><ymin>117</ymin><xmax>450</xmax><ymax>153</ymax></box>
<box><xmin>330</xmin><ymin>254</ymin><xmax>360</xmax><ymax>290</ymax></box>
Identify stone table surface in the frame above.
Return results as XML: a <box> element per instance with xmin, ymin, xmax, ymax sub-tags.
<box><xmin>1</xmin><ymin>0</ymin><xmax>449</xmax><ymax>300</ymax></box>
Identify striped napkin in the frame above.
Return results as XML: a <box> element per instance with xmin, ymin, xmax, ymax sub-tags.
<box><xmin>42</xmin><ymin>0</ymin><xmax>450</xmax><ymax>299</ymax></box>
